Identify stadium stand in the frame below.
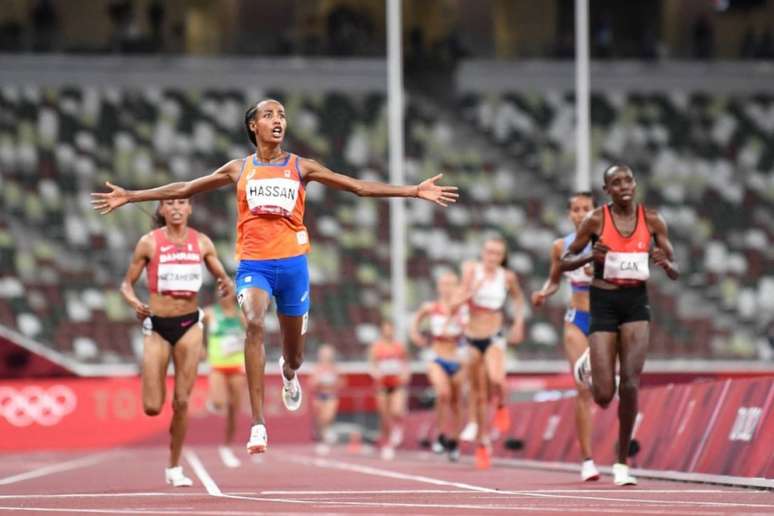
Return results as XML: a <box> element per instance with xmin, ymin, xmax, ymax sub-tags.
<box><xmin>1</xmin><ymin>60</ymin><xmax>772</xmax><ymax>364</ymax></box>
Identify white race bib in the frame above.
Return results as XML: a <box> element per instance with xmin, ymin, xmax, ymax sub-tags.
<box><xmin>246</xmin><ymin>178</ymin><xmax>299</xmax><ymax>217</ymax></box>
<box><xmin>564</xmin><ymin>264</ymin><xmax>592</xmax><ymax>286</ymax></box>
<box><xmin>603</xmin><ymin>251</ymin><xmax>650</xmax><ymax>281</ymax></box>
<box><xmin>157</xmin><ymin>262</ymin><xmax>202</xmax><ymax>293</ymax></box>
<box><xmin>430</xmin><ymin>313</ymin><xmax>463</xmax><ymax>338</ymax></box>
<box><xmin>378</xmin><ymin>359</ymin><xmax>403</xmax><ymax>375</ymax></box>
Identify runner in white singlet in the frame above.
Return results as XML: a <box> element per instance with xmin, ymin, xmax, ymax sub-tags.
<box><xmin>459</xmin><ymin>237</ymin><xmax>526</xmax><ymax>469</ymax></box>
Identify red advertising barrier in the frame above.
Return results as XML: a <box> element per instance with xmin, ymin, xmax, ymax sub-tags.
<box><xmin>0</xmin><ymin>375</ymin><xmax>311</xmax><ymax>451</ymax></box>
<box><xmin>406</xmin><ymin>376</ymin><xmax>774</xmax><ymax>479</ymax></box>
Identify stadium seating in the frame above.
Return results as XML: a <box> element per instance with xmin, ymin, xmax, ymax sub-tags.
<box><xmin>0</xmin><ymin>84</ymin><xmax>771</xmax><ymax>363</ymax></box>
<box><xmin>458</xmin><ymin>91</ymin><xmax>774</xmax><ymax>359</ymax></box>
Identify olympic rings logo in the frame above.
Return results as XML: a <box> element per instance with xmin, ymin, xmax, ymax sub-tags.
<box><xmin>0</xmin><ymin>385</ymin><xmax>77</xmax><ymax>427</ymax></box>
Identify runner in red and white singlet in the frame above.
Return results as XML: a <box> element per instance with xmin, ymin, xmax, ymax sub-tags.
<box><xmin>562</xmin><ymin>165</ymin><xmax>679</xmax><ymax>486</ymax></box>
<box><xmin>120</xmin><ymin>198</ymin><xmax>234</xmax><ymax>487</ymax></box>
<box><xmin>411</xmin><ymin>271</ymin><xmax>468</xmax><ymax>462</ymax></box>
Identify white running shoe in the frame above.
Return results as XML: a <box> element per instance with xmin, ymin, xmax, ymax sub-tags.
<box><xmin>612</xmin><ymin>463</ymin><xmax>637</xmax><ymax>486</ymax></box>
<box><xmin>431</xmin><ymin>437</ymin><xmax>445</xmax><ymax>454</ymax></box>
<box><xmin>460</xmin><ymin>421</ymin><xmax>478</xmax><ymax>442</ymax></box>
<box><xmin>164</xmin><ymin>466</ymin><xmax>193</xmax><ymax>487</ymax></box>
<box><xmin>380</xmin><ymin>446</ymin><xmax>395</xmax><ymax>461</ymax></box>
<box><xmin>573</xmin><ymin>348</ymin><xmax>592</xmax><ymax>388</ymax></box>
<box><xmin>315</xmin><ymin>443</ymin><xmax>331</xmax><ymax>455</ymax></box>
<box><xmin>581</xmin><ymin>459</ymin><xmax>600</xmax><ymax>481</ymax></box>
<box><xmin>246</xmin><ymin>423</ymin><xmax>268</xmax><ymax>454</ymax></box>
<box><xmin>279</xmin><ymin>356</ymin><xmax>302</xmax><ymax>411</ymax></box>
<box><xmin>389</xmin><ymin>426</ymin><xmax>404</xmax><ymax>447</ymax></box>
<box><xmin>322</xmin><ymin>428</ymin><xmax>337</xmax><ymax>445</ymax></box>
<box><xmin>218</xmin><ymin>445</ymin><xmax>241</xmax><ymax>468</ymax></box>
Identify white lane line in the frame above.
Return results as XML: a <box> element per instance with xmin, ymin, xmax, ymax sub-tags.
<box><xmin>0</xmin><ymin>452</ymin><xmax>113</xmax><ymax>486</ymax></box>
<box><xmin>283</xmin><ymin>454</ymin><xmax>500</xmax><ymax>493</ymax></box>
<box><xmin>0</xmin><ymin>492</ymin><xmax>199</xmax><ymax>499</ymax></box>
<box><xmin>261</xmin><ymin>489</ymin><xmax>472</xmax><ymax>495</ymax></box>
<box><xmin>283</xmin><ymin>454</ymin><xmax>774</xmax><ymax>510</ymax></box>
<box><xmin>0</xmin><ymin>507</ymin><xmax>337</xmax><ymax>515</ymax></box>
<box><xmin>501</xmin><ymin>489</ymin><xmax>766</xmax><ymax>494</ymax></box>
<box><xmin>218</xmin><ymin>498</ymin><xmax>721</xmax><ymax>515</ymax></box>
<box><xmin>412</xmin><ymin>450</ymin><xmax>774</xmax><ymax>490</ymax></box>
<box><xmin>183</xmin><ymin>450</ymin><xmax>222</xmax><ymax>496</ymax></box>
<box><xmin>259</xmin><ymin>488</ymin><xmax>758</xmax><ymax>496</ymax></box>
<box><xmin>182</xmin><ymin>450</ymin><xmax>310</xmax><ymax>507</ymax></box>
<box><xmin>0</xmin><ymin>509</ymin><xmax>189</xmax><ymax>515</ymax></box>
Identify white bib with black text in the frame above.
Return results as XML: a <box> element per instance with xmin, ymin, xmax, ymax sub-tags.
<box><xmin>603</xmin><ymin>251</ymin><xmax>650</xmax><ymax>282</ymax></box>
<box><xmin>246</xmin><ymin>178</ymin><xmax>299</xmax><ymax>217</ymax></box>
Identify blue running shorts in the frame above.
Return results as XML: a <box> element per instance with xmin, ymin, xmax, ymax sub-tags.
<box><xmin>564</xmin><ymin>308</ymin><xmax>591</xmax><ymax>336</ymax></box>
<box><xmin>235</xmin><ymin>254</ymin><xmax>310</xmax><ymax>317</ymax></box>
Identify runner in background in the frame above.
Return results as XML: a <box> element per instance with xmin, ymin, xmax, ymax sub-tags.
<box><xmin>120</xmin><ymin>198</ymin><xmax>234</xmax><ymax>487</ymax></box>
<box><xmin>410</xmin><ymin>272</ymin><xmax>468</xmax><ymax>462</ymax></box>
<box><xmin>459</xmin><ymin>236</ymin><xmax>526</xmax><ymax>469</ymax></box>
<box><xmin>309</xmin><ymin>344</ymin><xmax>342</xmax><ymax>455</ymax></box>
<box><xmin>531</xmin><ymin>192</ymin><xmax>600</xmax><ymax>481</ymax></box>
<box><xmin>203</xmin><ymin>289</ymin><xmax>246</xmax><ymax>468</ymax></box>
<box><xmin>369</xmin><ymin>321</ymin><xmax>410</xmax><ymax>461</ymax></box>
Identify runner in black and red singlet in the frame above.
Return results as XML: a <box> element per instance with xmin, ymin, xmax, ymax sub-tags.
<box><xmin>561</xmin><ymin>165</ymin><xmax>679</xmax><ymax>486</ymax></box>
<box><xmin>121</xmin><ymin>198</ymin><xmax>234</xmax><ymax>487</ymax></box>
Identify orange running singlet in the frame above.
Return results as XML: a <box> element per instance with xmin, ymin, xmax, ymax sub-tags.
<box><xmin>373</xmin><ymin>340</ymin><xmax>407</xmax><ymax>389</ymax></box>
<box><xmin>596</xmin><ymin>204</ymin><xmax>652</xmax><ymax>286</ymax></box>
<box><xmin>235</xmin><ymin>153</ymin><xmax>310</xmax><ymax>261</ymax></box>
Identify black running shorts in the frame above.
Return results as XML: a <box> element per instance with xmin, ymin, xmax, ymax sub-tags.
<box><xmin>143</xmin><ymin>310</ymin><xmax>202</xmax><ymax>345</ymax></box>
<box><xmin>589</xmin><ymin>285</ymin><xmax>650</xmax><ymax>334</ymax></box>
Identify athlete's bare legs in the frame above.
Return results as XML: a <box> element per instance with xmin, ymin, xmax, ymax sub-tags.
<box><xmin>240</xmin><ymin>288</ymin><xmax>272</xmax><ymax>425</ymax></box>
<box><xmin>278</xmin><ymin>313</ymin><xmax>306</xmax><ymax>380</ymax></box>
<box><xmin>563</xmin><ymin>323</ymin><xmax>593</xmax><ymax>459</ymax></box>
<box><xmin>168</xmin><ymin>330</ymin><xmax>202</xmax><ymax>467</ymax></box>
<box><xmin>617</xmin><ymin>321</ymin><xmax>649</xmax><ymax>464</ymax></box>
<box><xmin>141</xmin><ymin>333</ymin><xmax>171</xmax><ymax>417</ymax></box>
<box><xmin>588</xmin><ymin>331</ymin><xmax>618</xmax><ymax>407</ymax></box>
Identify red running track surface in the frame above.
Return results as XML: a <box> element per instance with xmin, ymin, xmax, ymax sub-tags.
<box><xmin>0</xmin><ymin>445</ymin><xmax>772</xmax><ymax>515</ymax></box>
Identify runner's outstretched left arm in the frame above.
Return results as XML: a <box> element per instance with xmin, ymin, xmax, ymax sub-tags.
<box><xmin>300</xmin><ymin>159</ymin><xmax>458</xmax><ymax>207</ymax></box>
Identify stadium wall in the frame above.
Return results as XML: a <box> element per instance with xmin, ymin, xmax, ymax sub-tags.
<box><xmin>405</xmin><ymin>376</ymin><xmax>774</xmax><ymax>482</ymax></box>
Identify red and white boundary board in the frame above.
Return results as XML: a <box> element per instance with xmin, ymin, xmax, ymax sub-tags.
<box><xmin>407</xmin><ymin>376</ymin><xmax>774</xmax><ymax>481</ymax></box>
<box><xmin>0</xmin><ymin>375</ymin><xmax>311</xmax><ymax>451</ymax></box>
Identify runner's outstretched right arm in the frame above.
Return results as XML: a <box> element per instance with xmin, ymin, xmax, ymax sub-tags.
<box><xmin>91</xmin><ymin>159</ymin><xmax>242</xmax><ymax>214</ymax></box>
